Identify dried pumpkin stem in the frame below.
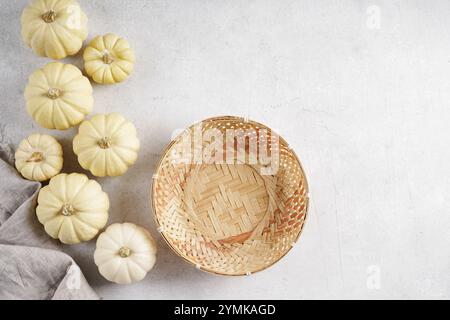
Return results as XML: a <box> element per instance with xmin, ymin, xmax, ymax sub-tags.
<box><xmin>103</xmin><ymin>52</ymin><xmax>114</xmax><ymax>64</ymax></box>
<box><xmin>118</xmin><ymin>247</ymin><xmax>131</xmax><ymax>258</ymax></box>
<box><xmin>98</xmin><ymin>137</ymin><xmax>112</xmax><ymax>149</ymax></box>
<box><xmin>47</xmin><ymin>88</ymin><xmax>61</xmax><ymax>99</ymax></box>
<box><xmin>41</xmin><ymin>10</ymin><xmax>56</xmax><ymax>23</ymax></box>
<box><xmin>60</xmin><ymin>204</ymin><xmax>76</xmax><ymax>217</ymax></box>
<box><xmin>26</xmin><ymin>152</ymin><xmax>44</xmax><ymax>163</ymax></box>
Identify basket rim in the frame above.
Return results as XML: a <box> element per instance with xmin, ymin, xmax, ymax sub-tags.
<box><xmin>150</xmin><ymin>115</ymin><xmax>310</xmax><ymax>276</ymax></box>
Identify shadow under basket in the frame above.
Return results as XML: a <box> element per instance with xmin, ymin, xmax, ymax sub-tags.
<box><xmin>152</xmin><ymin>116</ymin><xmax>309</xmax><ymax>276</ymax></box>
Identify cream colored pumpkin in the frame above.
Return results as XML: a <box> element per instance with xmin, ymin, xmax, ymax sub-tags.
<box><xmin>36</xmin><ymin>173</ymin><xmax>109</xmax><ymax>244</ymax></box>
<box><xmin>73</xmin><ymin>113</ymin><xmax>140</xmax><ymax>177</ymax></box>
<box><xmin>15</xmin><ymin>134</ymin><xmax>63</xmax><ymax>182</ymax></box>
<box><xmin>94</xmin><ymin>223</ymin><xmax>157</xmax><ymax>284</ymax></box>
<box><xmin>21</xmin><ymin>0</ymin><xmax>88</xmax><ymax>59</ymax></box>
<box><xmin>83</xmin><ymin>33</ymin><xmax>135</xmax><ymax>84</ymax></box>
<box><xmin>25</xmin><ymin>62</ymin><xmax>94</xmax><ymax>130</ymax></box>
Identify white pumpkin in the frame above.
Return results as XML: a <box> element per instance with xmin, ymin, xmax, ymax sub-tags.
<box><xmin>25</xmin><ymin>62</ymin><xmax>94</xmax><ymax>130</ymax></box>
<box><xmin>15</xmin><ymin>134</ymin><xmax>63</xmax><ymax>182</ymax></box>
<box><xmin>94</xmin><ymin>223</ymin><xmax>157</xmax><ymax>284</ymax></box>
<box><xmin>84</xmin><ymin>33</ymin><xmax>135</xmax><ymax>84</ymax></box>
<box><xmin>21</xmin><ymin>0</ymin><xmax>88</xmax><ymax>59</ymax></box>
<box><xmin>36</xmin><ymin>173</ymin><xmax>109</xmax><ymax>244</ymax></box>
<box><xmin>73</xmin><ymin>113</ymin><xmax>140</xmax><ymax>177</ymax></box>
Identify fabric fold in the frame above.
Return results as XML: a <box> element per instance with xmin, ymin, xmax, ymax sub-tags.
<box><xmin>0</xmin><ymin>142</ymin><xmax>98</xmax><ymax>300</ymax></box>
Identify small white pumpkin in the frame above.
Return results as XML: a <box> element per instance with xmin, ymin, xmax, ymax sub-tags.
<box><xmin>94</xmin><ymin>223</ymin><xmax>157</xmax><ymax>284</ymax></box>
<box><xmin>25</xmin><ymin>62</ymin><xmax>94</xmax><ymax>130</ymax></box>
<box><xmin>36</xmin><ymin>173</ymin><xmax>109</xmax><ymax>244</ymax></box>
<box><xmin>15</xmin><ymin>134</ymin><xmax>63</xmax><ymax>182</ymax></box>
<box><xmin>21</xmin><ymin>0</ymin><xmax>88</xmax><ymax>59</ymax></box>
<box><xmin>83</xmin><ymin>33</ymin><xmax>135</xmax><ymax>84</ymax></box>
<box><xmin>73</xmin><ymin>113</ymin><xmax>140</xmax><ymax>177</ymax></box>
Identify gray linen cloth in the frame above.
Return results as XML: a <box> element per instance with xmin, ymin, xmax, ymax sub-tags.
<box><xmin>0</xmin><ymin>142</ymin><xmax>98</xmax><ymax>300</ymax></box>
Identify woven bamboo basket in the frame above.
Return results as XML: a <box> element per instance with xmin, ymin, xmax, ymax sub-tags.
<box><xmin>152</xmin><ymin>116</ymin><xmax>309</xmax><ymax>276</ymax></box>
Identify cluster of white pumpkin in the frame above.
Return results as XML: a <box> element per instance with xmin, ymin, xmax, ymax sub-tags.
<box><xmin>14</xmin><ymin>0</ymin><xmax>157</xmax><ymax>285</ymax></box>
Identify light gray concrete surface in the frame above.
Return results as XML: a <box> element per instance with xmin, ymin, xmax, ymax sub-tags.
<box><xmin>1</xmin><ymin>0</ymin><xmax>450</xmax><ymax>299</ymax></box>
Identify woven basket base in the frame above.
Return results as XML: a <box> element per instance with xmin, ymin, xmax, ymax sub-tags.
<box><xmin>182</xmin><ymin>163</ymin><xmax>269</xmax><ymax>242</ymax></box>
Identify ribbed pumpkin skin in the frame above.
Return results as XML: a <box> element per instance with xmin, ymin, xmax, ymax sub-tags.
<box><xmin>84</xmin><ymin>33</ymin><xmax>135</xmax><ymax>84</ymax></box>
<box><xmin>36</xmin><ymin>173</ymin><xmax>109</xmax><ymax>245</ymax></box>
<box><xmin>73</xmin><ymin>113</ymin><xmax>140</xmax><ymax>177</ymax></box>
<box><xmin>21</xmin><ymin>0</ymin><xmax>88</xmax><ymax>59</ymax></box>
<box><xmin>25</xmin><ymin>62</ymin><xmax>93</xmax><ymax>130</ymax></box>
<box><xmin>15</xmin><ymin>134</ymin><xmax>63</xmax><ymax>182</ymax></box>
<box><xmin>94</xmin><ymin>223</ymin><xmax>157</xmax><ymax>284</ymax></box>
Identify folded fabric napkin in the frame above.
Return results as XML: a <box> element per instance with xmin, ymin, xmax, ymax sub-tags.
<box><xmin>0</xmin><ymin>141</ymin><xmax>98</xmax><ymax>300</ymax></box>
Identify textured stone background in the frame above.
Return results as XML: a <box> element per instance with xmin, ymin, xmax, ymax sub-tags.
<box><xmin>1</xmin><ymin>0</ymin><xmax>449</xmax><ymax>299</ymax></box>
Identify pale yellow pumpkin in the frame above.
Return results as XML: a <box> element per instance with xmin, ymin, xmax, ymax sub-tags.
<box><xmin>21</xmin><ymin>0</ymin><xmax>88</xmax><ymax>59</ymax></box>
<box><xmin>73</xmin><ymin>113</ymin><xmax>140</xmax><ymax>177</ymax></box>
<box><xmin>15</xmin><ymin>134</ymin><xmax>63</xmax><ymax>182</ymax></box>
<box><xmin>36</xmin><ymin>173</ymin><xmax>109</xmax><ymax>244</ymax></box>
<box><xmin>83</xmin><ymin>34</ymin><xmax>135</xmax><ymax>84</ymax></box>
<box><xmin>25</xmin><ymin>62</ymin><xmax>94</xmax><ymax>130</ymax></box>
<box><xmin>94</xmin><ymin>223</ymin><xmax>157</xmax><ymax>284</ymax></box>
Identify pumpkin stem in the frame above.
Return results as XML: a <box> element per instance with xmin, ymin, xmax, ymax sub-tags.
<box><xmin>98</xmin><ymin>137</ymin><xmax>112</xmax><ymax>149</ymax></box>
<box><xmin>42</xmin><ymin>10</ymin><xmax>56</xmax><ymax>23</ymax></box>
<box><xmin>26</xmin><ymin>152</ymin><xmax>44</xmax><ymax>163</ymax></box>
<box><xmin>118</xmin><ymin>247</ymin><xmax>131</xmax><ymax>258</ymax></box>
<box><xmin>102</xmin><ymin>52</ymin><xmax>115</xmax><ymax>64</ymax></box>
<box><xmin>47</xmin><ymin>88</ymin><xmax>61</xmax><ymax>99</ymax></box>
<box><xmin>60</xmin><ymin>204</ymin><xmax>76</xmax><ymax>216</ymax></box>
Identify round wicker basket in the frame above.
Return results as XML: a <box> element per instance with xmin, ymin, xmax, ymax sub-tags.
<box><xmin>152</xmin><ymin>116</ymin><xmax>309</xmax><ymax>276</ymax></box>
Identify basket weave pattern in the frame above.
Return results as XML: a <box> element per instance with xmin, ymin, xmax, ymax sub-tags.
<box><xmin>152</xmin><ymin>116</ymin><xmax>309</xmax><ymax>275</ymax></box>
